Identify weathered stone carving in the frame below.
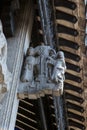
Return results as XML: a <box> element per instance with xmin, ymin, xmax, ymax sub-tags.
<box><xmin>21</xmin><ymin>46</ymin><xmax>56</xmax><ymax>82</ymax></box>
<box><xmin>19</xmin><ymin>45</ymin><xmax>66</xmax><ymax>97</ymax></box>
<box><xmin>51</xmin><ymin>51</ymin><xmax>66</xmax><ymax>92</ymax></box>
<box><xmin>0</xmin><ymin>20</ymin><xmax>12</xmax><ymax>103</ymax></box>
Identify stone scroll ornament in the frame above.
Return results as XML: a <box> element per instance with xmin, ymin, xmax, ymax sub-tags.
<box><xmin>19</xmin><ymin>45</ymin><xmax>66</xmax><ymax>97</ymax></box>
<box><xmin>0</xmin><ymin>20</ymin><xmax>12</xmax><ymax>106</ymax></box>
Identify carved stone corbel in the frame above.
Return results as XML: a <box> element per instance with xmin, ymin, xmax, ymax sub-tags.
<box><xmin>18</xmin><ymin>45</ymin><xmax>66</xmax><ymax>99</ymax></box>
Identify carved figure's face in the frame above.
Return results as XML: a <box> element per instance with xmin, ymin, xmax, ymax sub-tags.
<box><xmin>52</xmin><ymin>60</ymin><xmax>65</xmax><ymax>83</ymax></box>
<box><xmin>28</xmin><ymin>47</ymin><xmax>34</xmax><ymax>56</ymax></box>
<box><xmin>49</xmin><ymin>49</ymin><xmax>56</xmax><ymax>58</ymax></box>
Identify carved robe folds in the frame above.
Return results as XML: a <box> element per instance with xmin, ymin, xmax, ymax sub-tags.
<box><xmin>18</xmin><ymin>45</ymin><xmax>66</xmax><ymax>99</ymax></box>
<box><xmin>0</xmin><ymin>20</ymin><xmax>11</xmax><ymax>102</ymax></box>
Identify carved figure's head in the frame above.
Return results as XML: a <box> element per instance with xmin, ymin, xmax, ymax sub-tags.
<box><xmin>28</xmin><ymin>47</ymin><xmax>34</xmax><ymax>56</ymax></box>
<box><xmin>57</xmin><ymin>51</ymin><xmax>65</xmax><ymax>60</ymax></box>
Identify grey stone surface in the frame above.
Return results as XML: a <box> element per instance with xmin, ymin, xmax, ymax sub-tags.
<box><xmin>0</xmin><ymin>0</ymin><xmax>33</xmax><ymax>129</ymax></box>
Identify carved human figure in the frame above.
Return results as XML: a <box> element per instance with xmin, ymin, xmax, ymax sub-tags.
<box><xmin>21</xmin><ymin>56</ymin><xmax>36</xmax><ymax>82</ymax></box>
<box><xmin>51</xmin><ymin>51</ymin><xmax>66</xmax><ymax>86</ymax></box>
<box><xmin>21</xmin><ymin>46</ymin><xmax>56</xmax><ymax>82</ymax></box>
<box><xmin>0</xmin><ymin>20</ymin><xmax>11</xmax><ymax>95</ymax></box>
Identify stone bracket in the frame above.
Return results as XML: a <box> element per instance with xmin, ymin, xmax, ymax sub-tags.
<box><xmin>18</xmin><ymin>45</ymin><xmax>66</xmax><ymax>99</ymax></box>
